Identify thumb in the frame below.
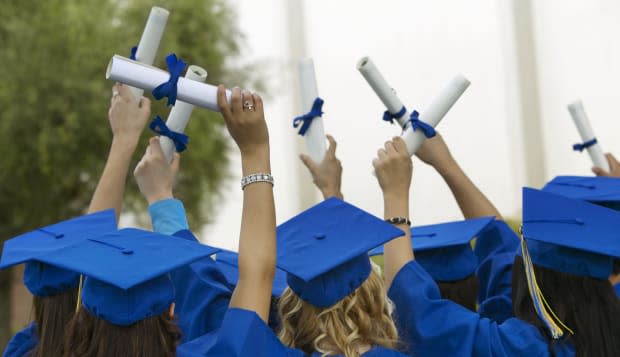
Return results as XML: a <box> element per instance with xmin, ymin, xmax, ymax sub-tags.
<box><xmin>170</xmin><ymin>153</ymin><xmax>181</xmax><ymax>175</ymax></box>
<box><xmin>592</xmin><ymin>167</ymin><xmax>608</xmax><ymax>177</ymax></box>
<box><xmin>148</xmin><ymin>137</ymin><xmax>165</xmax><ymax>159</ymax></box>
<box><xmin>300</xmin><ymin>154</ymin><xmax>317</xmax><ymax>172</ymax></box>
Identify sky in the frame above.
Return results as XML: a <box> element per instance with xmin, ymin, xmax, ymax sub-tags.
<box><xmin>199</xmin><ymin>0</ymin><xmax>620</xmax><ymax>251</ymax></box>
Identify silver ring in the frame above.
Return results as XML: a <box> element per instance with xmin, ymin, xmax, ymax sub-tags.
<box><xmin>112</xmin><ymin>91</ymin><xmax>120</xmax><ymax>98</ymax></box>
<box><xmin>243</xmin><ymin>101</ymin><xmax>255</xmax><ymax>111</ymax></box>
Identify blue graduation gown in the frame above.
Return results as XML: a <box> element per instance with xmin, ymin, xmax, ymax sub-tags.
<box><xmin>474</xmin><ymin>220</ymin><xmax>519</xmax><ymax>322</ymax></box>
<box><xmin>2</xmin><ymin>323</ymin><xmax>37</xmax><ymax>357</ymax></box>
<box><xmin>388</xmin><ymin>260</ymin><xmax>575</xmax><ymax>357</ymax></box>
<box><xmin>182</xmin><ymin>308</ymin><xmax>410</xmax><ymax>357</ymax></box>
<box><xmin>170</xmin><ymin>230</ymin><xmax>232</xmax><ymax>342</ymax></box>
<box><xmin>615</xmin><ymin>283</ymin><xmax>620</xmax><ymax>297</ymax></box>
<box><xmin>148</xmin><ymin>199</ymin><xmax>233</xmax><ymax>343</ymax></box>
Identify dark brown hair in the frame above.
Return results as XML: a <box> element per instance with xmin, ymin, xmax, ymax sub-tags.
<box><xmin>63</xmin><ymin>307</ymin><xmax>181</xmax><ymax>357</ymax></box>
<box><xmin>512</xmin><ymin>256</ymin><xmax>620</xmax><ymax>356</ymax></box>
<box><xmin>30</xmin><ymin>288</ymin><xmax>78</xmax><ymax>357</ymax></box>
<box><xmin>436</xmin><ymin>274</ymin><xmax>479</xmax><ymax>312</ymax></box>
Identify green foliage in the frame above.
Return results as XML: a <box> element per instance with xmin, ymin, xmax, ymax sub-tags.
<box><xmin>0</xmin><ymin>0</ymin><xmax>252</xmax><ymax>235</ymax></box>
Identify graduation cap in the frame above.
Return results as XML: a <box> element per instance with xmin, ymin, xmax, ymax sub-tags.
<box><xmin>519</xmin><ymin>187</ymin><xmax>620</xmax><ymax>339</ymax></box>
<box><xmin>369</xmin><ymin>217</ymin><xmax>495</xmax><ymax>281</ymax></box>
<box><xmin>0</xmin><ymin>209</ymin><xmax>117</xmax><ymax>296</ymax></box>
<box><xmin>542</xmin><ymin>175</ymin><xmax>620</xmax><ymax>211</ymax></box>
<box><xmin>275</xmin><ymin>197</ymin><xmax>404</xmax><ymax>308</ymax></box>
<box><xmin>34</xmin><ymin>228</ymin><xmax>220</xmax><ymax>326</ymax></box>
<box><xmin>215</xmin><ymin>250</ymin><xmax>288</xmax><ymax>297</ymax></box>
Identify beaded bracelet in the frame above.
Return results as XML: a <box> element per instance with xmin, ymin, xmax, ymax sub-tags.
<box><xmin>241</xmin><ymin>173</ymin><xmax>274</xmax><ymax>190</ymax></box>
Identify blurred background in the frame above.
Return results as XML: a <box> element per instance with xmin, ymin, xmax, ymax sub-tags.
<box><xmin>2</xmin><ymin>0</ymin><xmax>620</xmax><ymax>348</ymax></box>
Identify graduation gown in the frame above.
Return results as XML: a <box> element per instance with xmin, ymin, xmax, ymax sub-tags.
<box><xmin>474</xmin><ymin>220</ymin><xmax>519</xmax><ymax>322</ymax></box>
<box><xmin>615</xmin><ymin>283</ymin><xmax>620</xmax><ymax>298</ymax></box>
<box><xmin>2</xmin><ymin>323</ymin><xmax>37</xmax><ymax>357</ymax></box>
<box><xmin>179</xmin><ymin>308</ymin><xmax>410</xmax><ymax>357</ymax></box>
<box><xmin>388</xmin><ymin>260</ymin><xmax>575</xmax><ymax>356</ymax></box>
<box><xmin>149</xmin><ymin>199</ymin><xmax>233</xmax><ymax>342</ymax></box>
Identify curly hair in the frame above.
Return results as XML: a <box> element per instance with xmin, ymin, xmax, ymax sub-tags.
<box><xmin>277</xmin><ymin>268</ymin><xmax>399</xmax><ymax>357</ymax></box>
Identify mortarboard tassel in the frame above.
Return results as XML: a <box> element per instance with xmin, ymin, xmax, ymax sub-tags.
<box><xmin>519</xmin><ymin>228</ymin><xmax>574</xmax><ymax>339</ymax></box>
<box><xmin>75</xmin><ymin>274</ymin><xmax>84</xmax><ymax>314</ymax></box>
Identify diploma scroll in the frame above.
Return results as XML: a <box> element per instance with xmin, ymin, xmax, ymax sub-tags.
<box><xmin>160</xmin><ymin>65</ymin><xmax>208</xmax><ymax>162</ymax></box>
<box><xmin>128</xmin><ymin>6</ymin><xmax>169</xmax><ymax>101</ymax></box>
<box><xmin>106</xmin><ymin>55</ymin><xmax>231</xmax><ymax>111</ymax></box>
<box><xmin>567</xmin><ymin>100</ymin><xmax>610</xmax><ymax>172</ymax></box>
<box><xmin>298</xmin><ymin>58</ymin><xmax>327</xmax><ymax>163</ymax></box>
<box><xmin>401</xmin><ymin>74</ymin><xmax>470</xmax><ymax>156</ymax></box>
<box><xmin>357</xmin><ymin>57</ymin><xmax>409</xmax><ymax>128</ymax></box>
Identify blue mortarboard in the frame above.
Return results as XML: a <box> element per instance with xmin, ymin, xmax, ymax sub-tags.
<box><xmin>215</xmin><ymin>250</ymin><xmax>288</xmax><ymax>297</ymax></box>
<box><xmin>0</xmin><ymin>209</ymin><xmax>117</xmax><ymax>296</ymax></box>
<box><xmin>34</xmin><ymin>228</ymin><xmax>220</xmax><ymax>326</ymax></box>
<box><xmin>369</xmin><ymin>217</ymin><xmax>495</xmax><ymax>281</ymax></box>
<box><xmin>542</xmin><ymin>175</ymin><xmax>620</xmax><ymax>211</ymax></box>
<box><xmin>275</xmin><ymin>197</ymin><xmax>404</xmax><ymax>308</ymax></box>
<box><xmin>520</xmin><ymin>187</ymin><xmax>620</xmax><ymax>279</ymax></box>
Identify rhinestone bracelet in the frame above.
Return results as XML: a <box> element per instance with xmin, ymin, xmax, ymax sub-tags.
<box><xmin>385</xmin><ymin>217</ymin><xmax>411</xmax><ymax>226</ymax></box>
<box><xmin>241</xmin><ymin>173</ymin><xmax>274</xmax><ymax>190</ymax></box>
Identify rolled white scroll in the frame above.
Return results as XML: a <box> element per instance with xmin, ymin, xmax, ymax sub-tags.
<box><xmin>567</xmin><ymin>100</ymin><xmax>610</xmax><ymax>172</ymax></box>
<box><xmin>357</xmin><ymin>56</ymin><xmax>409</xmax><ymax>128</ymax></box>
<box><xmin>106</xmin><ymin>55</ymin><xmax>231</xmax><ymax>111</ymax></box>
<box><xmin>160</xmin><ymin>65</ymin><xmax>208</xmax><ymax>162</ymax></box>
<box><xmin>401</xmin><ymin>74</ymin><xmax>470</xmax><ymax>155</ymax></box>
<box><xmin>297</xmin><ymin>58</ymin><xmax>327</xmax><ymax>163</ymax></box>
<box><xmin>128</xmin><ymin>6</ymin><xmax>169</xmax><ymax>101</ymax></box>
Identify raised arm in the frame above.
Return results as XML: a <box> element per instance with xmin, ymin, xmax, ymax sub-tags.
<box><xmin>218</xmin><ymin>86</ymin><xmax>275</xmax><ymax>322</ymax></box>
<box><xmin>88</xmin><ymin>83</ymin><xmax>151</xmax><ymax>219</ymax></box>
<box><xmin>374</xmin><ymin>137</ymin><xmax>414</xmax><ymax>287</ymax></box>
<box><xmin>299</xmin><ymin>135</ymin><xmax>343</xmax><ymax>199</ymax></box>
<box><xmin>416</xmin><ymin>133</ymin><xmax>501</xmax><ymax>219</ymax></box>
<box><xmin>134</xmin><ymin>137</ymin><xmax>187</xmax><ymax>235</ymax></box>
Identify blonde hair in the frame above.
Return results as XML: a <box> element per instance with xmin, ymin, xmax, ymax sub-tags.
<box><xmin>277</xmin><ymin>269</ymin><xmax>399</xmax><ymax>357</ymax></box>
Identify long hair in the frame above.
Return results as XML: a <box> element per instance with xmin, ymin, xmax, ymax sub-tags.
<box><xmin>512</xmin><ymin>256</ymin><xmax>620</xmax><ymax>356</ymax></box>
<box><xmin>436</xmin><ymin>274</ymin><xmax>479</xmax><ymax>312</ymax></box>
<box><xmin>63</xmin><ymin>306</ymin><xmax>181</xmax><ymax>357</ymax></box>
<box><xmin>30</xmin><ymin>288</ymin><xmax>77</xmax><ymax>357</ymax></box>
<box><xmin>277</xmin><ymin>269</ymin><xmax>399</xmax><ymax>357</ymax></box>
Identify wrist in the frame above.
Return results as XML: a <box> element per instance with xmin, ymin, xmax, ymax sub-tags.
<box><xmin>145</xmin><ymin>190</ymin><xmax>174</xmax><ymax>205</ymax></box>
<box><xmin>322</xmin><ymin>188</ymin><xmax>343</xmax><ymax>200</ymax></box>
<box><xmin>241</xmin><ymin>148</ymin><xmax>271</xmax><ymax>175</ymax></box>
<box><xmin>111</xmin><ymin>135</ymin><xmax>140</xmax><ymax>152</ymax></box>
<box><xmin>434</xmin><ymin>157</ymin><xmax>460</xmax><ymax>177</ymax></box>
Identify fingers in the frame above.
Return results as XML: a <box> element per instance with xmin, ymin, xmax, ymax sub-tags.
<box><xmin>384</xmin><ymin>140</ymin><xmax>396</xmax><ymax>154</ymax></box>
<box><xmin>217</xmin><ymin>85</ymin><xmax>232</xmax><ymax>118</ymax></box>
<box><xmin>138</xmin><ymin>97</ymin><xmax>151</xmax><ymax>114</ymax></box>
<box><xmin>117</xmin><ymin>83</ymin><xmax>133</xmax><ymax>100</ymax></box>
<box><xmin>592</xmin><ymin>167</ymin><xmax>608</xmax><ymax>177</ymax></box>
<box><xmin>148</xmin><ymin>137</ymin><xmax>165</xmax><ymax>159</ymax></box>
<box><xmin>253</xmin><ymin>93</ymin><xmax>264</xmax><ymax>113</ymax></box>
<box><xmin>326</xmin><ymin>135</ymin><xmax>337</xmax><ymax>158</ymax></box>
<box><xmin>377</xmin><ymin>148</ymin><xmax>387</xmax><ymax>160</ymax></box>
<box><xmin>242</xmin><ymin>90</ymin><xmax>254</xmax><ymax>111</ymax></box>
<box><xmin>392</xmin><ymin>136</ymin><xmax>408</xmax><ymax>154</ymax></box>
<box><xmin>170</xmin><ymin>153</ymin><xmax>181</xmax><ymax>176</ymax></box>
<box><xmin>231</xmin><ymin>87</ymin><xmax>242</xmax><ymax>113</ymax></box>
<box><xmin>300</xmin><ymin>154</ymin><xmax>318</xmax><ymax>172</ymax></box>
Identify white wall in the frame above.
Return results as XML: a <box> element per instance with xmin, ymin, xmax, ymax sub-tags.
<box><xmin>202</xmin><ymin>0</ymin><xmax>620</xmax><ymax>250</ymax></box>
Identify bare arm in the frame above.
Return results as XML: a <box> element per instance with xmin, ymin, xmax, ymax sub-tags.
<box><xmin>88</xmin><ymin>83</ymin><xmax>151</xmax><ymax>219</ymax></box>
<box><xmin>218</xmin><ymin>86</ymin><xmax>275</xmax><ymax>322</ymax></box>
<box><xmin>416</xmin><ymin>134</ymin><xmax>501</xmax><ymax>219</ymax></box>
<box><xmin>374</xmin><ymin>137</ymin><xmax>414</xmax><ymax>287</ymax></box>
<box><xmin>300</xmin><ymin>135</ymin><xmax>343</xmax><ymax>200</ymax></box>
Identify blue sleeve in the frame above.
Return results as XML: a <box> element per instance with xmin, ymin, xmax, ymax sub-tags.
<box><xmin>148</xmin><ymin>198</ymin><xmax>190</xmax><ymax>235</ymax></box>
<box><xmin>2</xmin><ymin>323</ymin><xmax>37</xmax><ymax>357</ymax></box>
<box><xmin>171</xmin><ymin>255</ymin><xmax>233</xmax><ymax>343</ymax></box>
<box><xmin>202</xmin><ymin>308</ymin><xmax>305</xmax><ymax>357</ymax></box>
<box><xmin>387</xmin><ymin>260</ymin><xmax>553</xmax><ymax>357</ymax></box>
<box><xmin>615</xmin><ymin>283</ymin><xmax>620</xmax><ymax>297</ymax></box>
<box><xmin>474</xmin><ymin>220</ymin><xmax>519</xmax><ymax>322</ymax></box>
